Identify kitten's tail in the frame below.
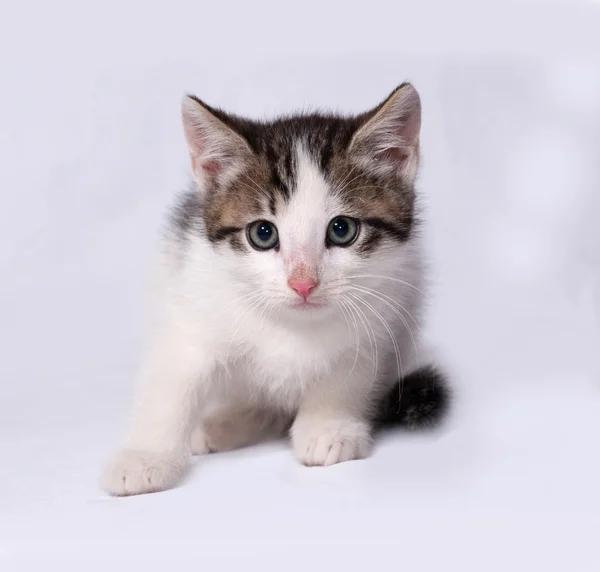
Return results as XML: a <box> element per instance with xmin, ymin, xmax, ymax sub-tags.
<box><xmin>375</xmin><ymin>366</ymin><xmax>451</xmax><ymax>430</ymax></box>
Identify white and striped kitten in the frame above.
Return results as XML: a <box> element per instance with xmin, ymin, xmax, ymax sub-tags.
<box><xmin>102</xmin><ymin>83</ymin><xmax>449</xmax><ymax>496</ymax></box>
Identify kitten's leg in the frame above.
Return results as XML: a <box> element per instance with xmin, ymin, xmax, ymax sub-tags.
<box><xmin>191</xmin><ymin>405</ymin><xmax>291</xmax><ymax>454</ymax></box>
<box><xmin>290</xmin><ymin>365</ymin><xmax>375</xmax><ymax>467</ymax></box>
<box><xmin>101</xmin><ymin>338</ymin><xmax>214</xmax><ymax>496</ymax></box>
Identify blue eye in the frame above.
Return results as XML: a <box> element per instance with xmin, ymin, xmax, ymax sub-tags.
<box><xmin>326</xmin><ymin>216</ymin><xmax>359</xmax><ymax>246</ymax></box>
<box><xmin>247</xmin><ymin>220</ymin><xmax>279</xmax><ymax>250</ymax></box>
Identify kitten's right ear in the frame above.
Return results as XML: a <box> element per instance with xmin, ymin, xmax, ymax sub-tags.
<box><xmin>182</xmin><ymin>95</ymin><xmax>252</xmax><ymax>189</ymax></box>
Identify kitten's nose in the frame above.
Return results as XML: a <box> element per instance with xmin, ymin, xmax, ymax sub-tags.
<box><xmin>288</xmin><ymin>278</ymin><xmax>318</xmax><ymax>299</ymax></box>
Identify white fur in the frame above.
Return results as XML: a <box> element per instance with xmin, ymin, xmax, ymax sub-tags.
<box><xmin>101</xmin><ymin>147</ymin><xmax>424</xmax><ymax>496</ymax></box>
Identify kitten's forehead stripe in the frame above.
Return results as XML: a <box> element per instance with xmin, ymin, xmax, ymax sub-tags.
<box><xmin>268</xmin><ymin>194</ymin><xmax>277</xmax><ymax>216</ymax></box>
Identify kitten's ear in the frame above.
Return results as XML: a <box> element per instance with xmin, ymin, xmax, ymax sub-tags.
<box><xmin>182</xmin><ymin>95</ymin><xmax>252</xmax><ymax>189</ymax></box>
<box><xmin>349</xmin><ymin>83</ymin><xmax>421</xmax><ymax>183</ymax></box>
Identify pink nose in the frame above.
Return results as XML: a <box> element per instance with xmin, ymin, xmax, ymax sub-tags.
<box><xmin>288</xmin><ymin>278</ymin><xmax>318</xmax><ymax>299</ymax></box>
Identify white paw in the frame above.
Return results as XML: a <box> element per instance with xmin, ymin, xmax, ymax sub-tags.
<box><xmin>101</xmin><ymin>449</ymin><xmax>187</xmax><ymax>496</ymax></box>
<box><xmin>291</xmin><ymin>418</ymin><xmax>372</xmax><ymax>467</ymax></box>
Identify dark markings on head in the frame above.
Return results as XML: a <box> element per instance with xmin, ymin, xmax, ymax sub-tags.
<box><xmin>227</xmin><ymin>234</ymin><xmax>245</xmax><ymax>253</ymax></box>
<box><xmin>268</xmin><ymin>194</ymin><xmax>276</xmax><ymax>216</ymax></box>
<box><xmin>173</xmin><ymin>84</ymin><xmax>420</xmax><ymax>254</ymax></box>
<box><xmin>358</xmin><ymin>228</ymin><xmax>383</xmax><ymax>255</ymax></box>
<box><xmin>363</xmin><ymin>217</ymin><xmax>411</xmax><ymax>242</ymax></box>
<box><xmin>213</xmin><ymin>226</ymin><xmax>243</xmax><ymax>242</ymax></box>
<box><xmin>264</xmin><ymin>143</ymin><xmax>290</xmax><ymax>200</ymax></box>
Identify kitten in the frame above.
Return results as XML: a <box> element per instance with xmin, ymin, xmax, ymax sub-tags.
<box><xmin>101</xmin><ymin>83</ymin><xmax>449</xmax><ymax>496</ymax></box>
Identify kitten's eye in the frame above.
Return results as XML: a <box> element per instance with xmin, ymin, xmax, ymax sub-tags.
<box><xmin>326</xmin><ymin>216</ymin><xmax>359</xmax><ymax>247</ymax></box>
<box><xmin>247</xmin><ymin>220</ymin><xmax>279</xmax><ymax>250</ymax></box>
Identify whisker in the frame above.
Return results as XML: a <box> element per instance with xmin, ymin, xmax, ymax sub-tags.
<box><xmin>351</xmin><ymin>284</ymin><xmax>421</xmax><ymax>330</ymax></box>
<box><xmin>347</xmin><ymin>274</ymin><xmax>429</xmax><ymax>299</ymax></box>
<box><xmin>239</xmin><ymin>175</ymin><xmax>273</xmax><ymax>202</ymax></box>
<box><xmin>348</xmin><ymin>291</ymin><xmax>404</xmax><ymax>385</ymax></box>
<box><xmin>331</xmin><ymin>163</ymin><xmax>361</xmax><ymax>195</ymax></box>
<box><xmin>335</xmin><ymin>297</ymin><xmax>352</xmax><ymax>336</ymax></box>
<box><xmin>338</xmin><ymin>296</ymin><xmax>361</xmax><ymax>383</ymax></box>
<box><xmin>257</xmin><ymin>297</ymin><xmax>274</xmax><ymax>331</ymax></box>
<box><xmin>219</xmin><ymin>291</ymin><xmax>263</xmax><ymax>313</ymax></box>
<box><xmin>349</xmin><ymin>285</ymin><xmax>420</xmax><ymax>373</ymax></box>
<box><xmin>343</xmin><ymin>294</ymin><xmax>379</xmax><ymax>389</ymax></box>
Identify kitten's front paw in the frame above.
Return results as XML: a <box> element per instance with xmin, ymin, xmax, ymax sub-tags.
<box><xmin>291</xmin><ymin>418</ymin><xmax>372</xmax><ymax>467</ymax></box>
<box><xmin>101</xmin><ymin>449</ymin><xmax>187</xmax><ymax>496</ymax></box>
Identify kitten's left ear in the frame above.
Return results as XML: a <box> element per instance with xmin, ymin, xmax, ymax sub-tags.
<box><xmin>182</xmin><ymin>95</ymin><xmax>252</xmax><ymax>190</ymax></box>
<box><xmin>349</xmin><ymin>83</ymin><xmax>421</xmax><ymax>183</ymax></box>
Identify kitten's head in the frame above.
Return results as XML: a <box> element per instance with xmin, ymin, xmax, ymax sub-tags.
<box><xmin>179</xmin><ymin>84</ymin><xmax>421</xmax><ymax>319</ymax></box>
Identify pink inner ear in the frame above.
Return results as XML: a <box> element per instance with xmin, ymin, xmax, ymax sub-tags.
<box><xmin>360</xmin><ymin>85</ymin><xmax>421</xmax><ymax>150</ymax></box>
<box><xmin>201</xmin><ymin>159</ymin><xmax>222</xmax><ymax>178</ymax></box>
<box><xmin>190</xmin><ymin>154</ymin><xmax>223</xmax><ymax>181</ymax></box>
<box><xmin>397</xmin><ymin>111</ymin><xmax>420</xmax><ymax>147</ymax></box>
<box><xmin>376</xmin><ymin>147</ymin><xmax>411</xmax><ymax>163</ymax></box>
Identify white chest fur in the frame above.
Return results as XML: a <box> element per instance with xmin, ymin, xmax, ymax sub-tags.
<box><xmin>237</xmin><ymin>313</ymin><xmax>354</xmax><ymax>400</ymax></box>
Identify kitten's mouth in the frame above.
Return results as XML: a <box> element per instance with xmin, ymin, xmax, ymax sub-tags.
<box><xmin>290</xmin><ymin>299</ymin><xmax>325</xmax><ymax>311</ymax></box>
